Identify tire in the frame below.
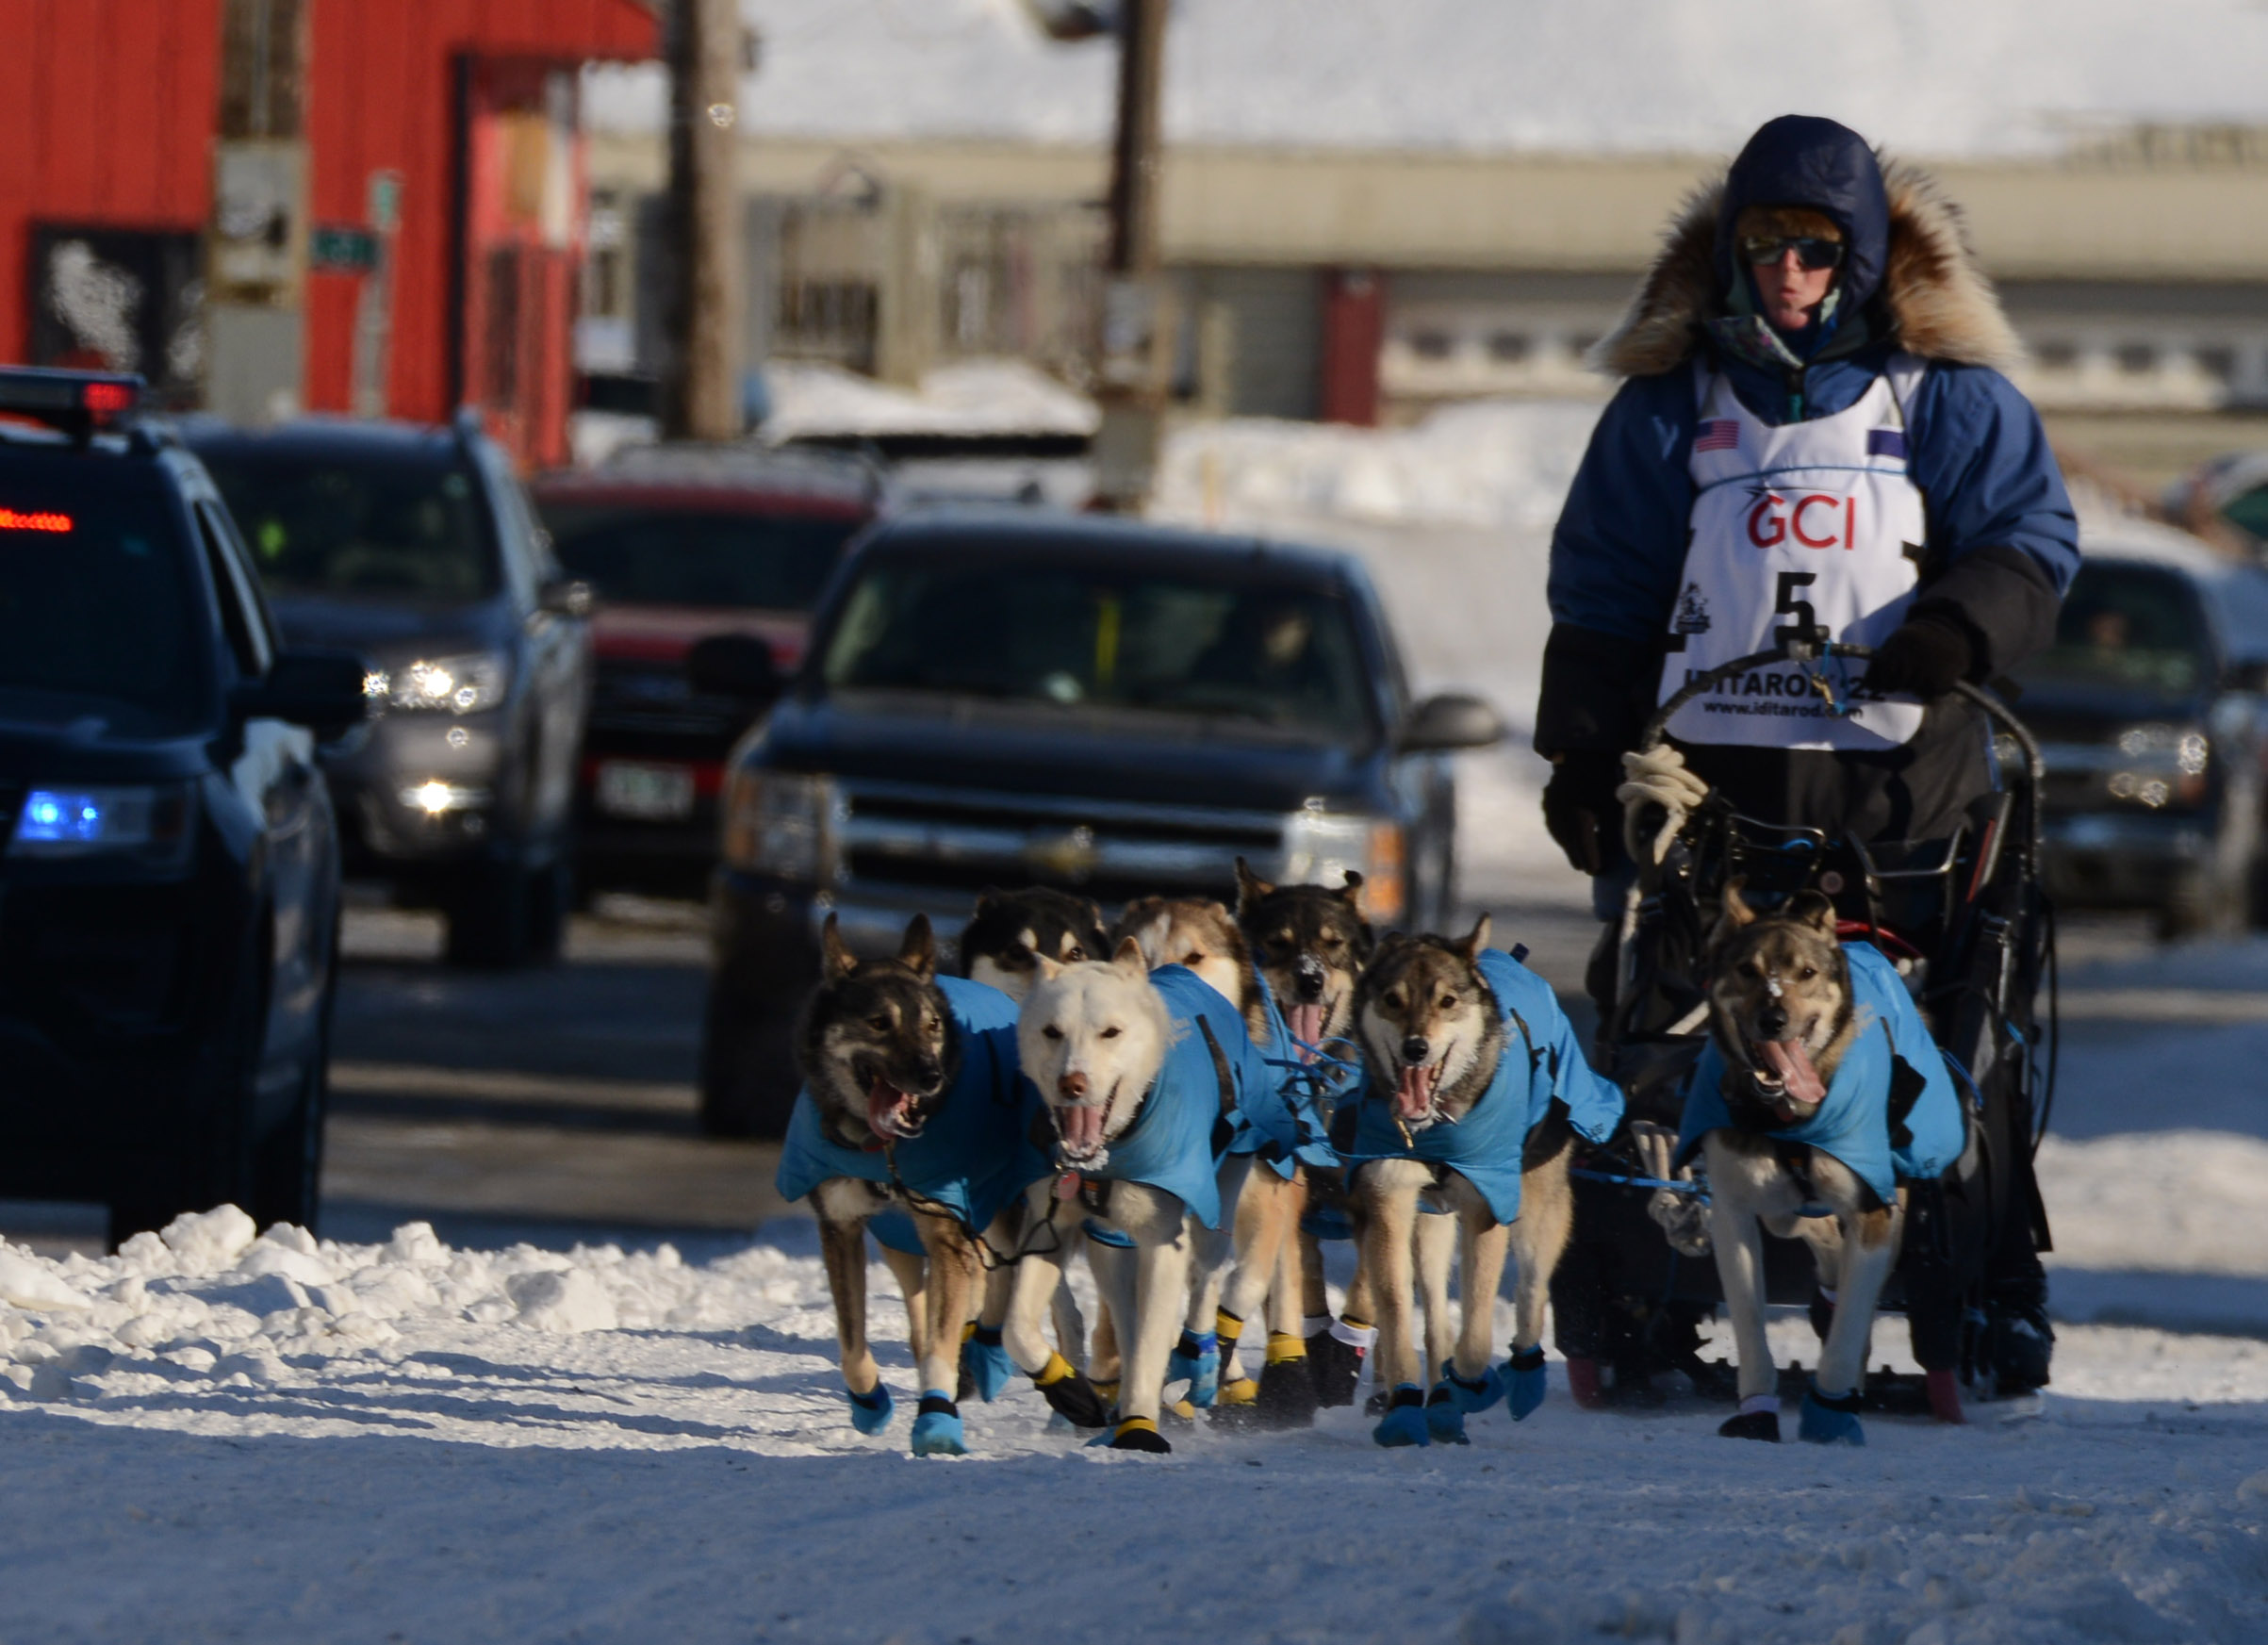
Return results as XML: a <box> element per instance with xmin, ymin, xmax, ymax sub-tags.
<box><xmin>444</xmin><ymin>847</ymin><xmax>566</xmax><ymax>968</ymax></box>
<box><xmin>699</xmin><ymin>985</ymin><xmax>802</xmax><ymax>1139</ymax></box>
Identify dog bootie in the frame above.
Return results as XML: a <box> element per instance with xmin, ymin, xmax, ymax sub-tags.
<box><xmin>1505</xmin><ymin>1346</ymin><xmax>1548</xmax><ymax>1421</ymax></box>
<box><xmin>961</xmin><ymin>1325</ymin><xmax>1015</xmax><ymax>1404</ymax></box>
<box><xmin>1166</xmin><ymin>1330</ymin><xmax>1219</xmax><ymax>1407</ymax></box>
<box><xmin>910</xmin><ymin>1391</ymin><xmax>967</xmax><ymax>1456</ymax></box>
<box><xmin>1030</xmin><ymin>1352</ymin><xmax>1111</xmax><ymax>1429</ymax></box>
<box><xmin>1256</xmin><ymin>1334</ymin><xmax>1319</xmax><ymax>1429</ymax></box>
<box><xmin>1372</xmin><ymin>1384</ymin><xmax>1431</xmax><ymax>1448</ymax></box>
<box><xmin>1109</xmin><ymin>1416</ymin><xmax>1173</xmax><ymax>1454</ymax></box>
<box><xmin>1423</xmin><ymin>1383</ymin><xmax>1470</xmax><ymax>1444</ymax></box>
<box><xmin>1798</xmin><ymin>1382</ymin><xmax>1865</xmax><ymax>1446</ymax></box>
<box><xmin>1310</xmin><ymin>1317</ymin><xmax>1372</xmax><ymax>1408</ymax></box>
<box><xmin>846</xmin><ymin>1382</ymin><xmax>895</xmax><ymax>1436</ymax></box>
<box><xmin>1717</xmin><ymin>1395</ymin><xmax>1780</xmax><ymax>1442</ymax></box>
<box><xmin>1442</xmin><ymin>1361</ymin><xmax>1504</xmax><ymax>1417</ymax></box>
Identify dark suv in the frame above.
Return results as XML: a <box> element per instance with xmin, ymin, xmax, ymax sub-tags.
<box><xmin>0</xmin><ymin>370</ymin><xmax>367</xmax><ymax>1242</ymax></box>
<box><xmin>188</xmin><ymin>416</ymin><xmax>592</xmax><ymax>966</ymax></box>
<box><xmin>697</xmin><ymin>509</ymin><xmax>1504</xmax><ymax>1135</ymax></box>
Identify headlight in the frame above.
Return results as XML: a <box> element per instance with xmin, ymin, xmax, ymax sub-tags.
<box><xmin>2107</xmin><ymin>722</ymin><xmax>2210</xmax><ymax>808</ymax></box>
<box><xmin>1281</xmin><ymin>808</ymin><xmax>1405</xmax><ymax>922</ymax></box>
<box><xmin>367</xmin><ymin>652</ymin><xmax>510</xmax><ymax>715</ymax></box>
<box><xmin>9</xmin><ymin>783</ymin><xmax>194</xmax><ymax>864</ymax></box>
<box><xmin>720</xmin><ymin>768</ymin><xmax>840</xmax><ymax>882</ymax></box>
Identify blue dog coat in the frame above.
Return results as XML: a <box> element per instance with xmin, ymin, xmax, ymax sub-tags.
<box><xmin>1675</xmin><ymin>942</ymin><xmax>1965</xmax><ymax>1205</ymax></box>
<box><xmin>1350</xmin><ymin>948</ymin><xmax>1625</xmax><ymax>1226</ymax></box>
<box><xmin>776</xmin><ymin>975</ymin><xmax>1045</xmax><ymax>1245</ymax></box>
<box><xmin>1231</xmin><ymin>969</ymin><xmax>1342</xmax><ymax>1180</ymax></box>
<box><xmin>1062</xmin><ymin>964</ymin><xmax>1270</xmax><ymax>1230</ymax></box>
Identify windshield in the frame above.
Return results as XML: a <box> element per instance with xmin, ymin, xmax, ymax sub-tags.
<box><xmin>0</xmin><ymin>456</ymin><xmax>204</xmax><ymax>730</ymax></box>
<box><xmin>199</xmin><ymin>448</ymin><xmax>499</xmax><ymax>600</ymax></box>
<box><xmin>539</xmin><ymin>502</ymin><xmax>856</xmax><ymax>612</ymax></box>
<box><xmin>821</xmin><ymin>557</ymin><xmax>1374</xmax><ymax>740</ymax></box>
<box><xmin>2016</xmin><ymin>563</ymin><xmax>2212</xmax><ymax>700</ymax></box>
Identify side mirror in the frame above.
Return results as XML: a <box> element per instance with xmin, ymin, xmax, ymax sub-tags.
<box><xmin>687</xmin><ymin>633</ymin><xmax>784</xmax><ymax>704</ymax></box>
<box><xmin>237</xmin><ymin>649</ymin><xmax>371</xmax><ymax>737</ymax></box>
<box><xmin>539</xmin><ymin>577</ymin><xmax>595</xmax><ymax>618</ymax></box>
<box><xmin>1399</xmin><ymin>692</ymin><xmax>1506</xmax><ymax>752</ymax></box>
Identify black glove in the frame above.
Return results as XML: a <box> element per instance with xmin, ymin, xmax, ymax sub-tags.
<box><xmin>1865</xmin><ymin>614</ymin><xmax>1974</xmax><ymax>699</ymax></box>
<box><xmin>1540</xmin><ymin>750</ymin><xmax>1623</xmax><ymax>877</ymax></box>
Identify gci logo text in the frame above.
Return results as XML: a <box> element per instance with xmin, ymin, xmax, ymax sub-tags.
<box><xmin>1747</xmin><ymin>492</ymin><xmax>1855</xmax><ymax>550</ymax></box>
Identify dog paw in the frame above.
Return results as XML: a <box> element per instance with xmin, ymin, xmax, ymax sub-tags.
<box><xmin>961</xmin><ymin>1327</ymin><xmax>1015</xmax><ymax>1404</ymax></box>
<box><xmin>1504</xmin><ymin>1347</ymin><xmax>1547</xmax><ymax>1420</ymax></box>
<box><xmin>1372</xmin><ymin>1386</ymin><xmax>1432</xmax><ymax>1448</ymax></box>
<box><xmin>1423</xmin><ymin>1384</ymin><xmax>1470</xmax><ymax>1444</ymax></box>
<box><xmin>1446</xmin><ymin>1362</ymin><xmax>1506</xmax><ymax>1416</ymax></box>
<box><xmin>1109</xmin><ymin>1417</ymin><xmax>1173</xmax><ymax>1454</ymax></box>
<box><xmin>1717</xmin><ymin>1407</ymin><xmax>1781</xmax><ymax>1442</ymax></box>
<box><xmin>1032</xmin><ymin>1352</ymin><xmax>1111</xmax><ymax>1429</ymax></box>
<box><xmin>910</xmin><ymin>1392</ymin><xmax>968</xmax><ymax>1456</ymax></box>
<box><xmin>1166</xmin><ymin>1331</ymin><xmax>1219</xmax><ymax>1408</ymax></box>
<box><xmin>845</xmin><ymin>1382</ymin><xmax>895</xmax><ymax>1436</ymax></box>
<box><xmin>1799</xmin><ymin>1384</ymin><xmax>1865</xmax><ymax>1445</ymax></box>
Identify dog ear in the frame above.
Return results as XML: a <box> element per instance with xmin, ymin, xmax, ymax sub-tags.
<box><xmin>821</xmin><ymin>913</ymin><xmax>859</xmax><ymax>979</ymax></box>
<box><xmin>1112</xmin><ymin>935</ymin><xmax>1149</xmax><ymax>973</ymax></box>
<box><xmin>1234</xmin><ymin>856</ymin><xmax>1273</xmax><ymax>915</ymax></box>
<box><xmin>1718</xmin><ymin>879</ymin><xmax>1758</xmax><ymax>930</ymax></box>
<box><xmin>973</xmin><ymin>887</ymin><xmax>1003</xmax><ymax>916</ymax></box>
<box><xmin>1337</xmin><ymin>869</ymin><xmax>1365</xmax><ymax>904</ymax></box>
<box><xmin>898</xmin><ymin>913</ymin><xmax>937</xmax><ymax>980</ymax></box>
<box><xmin>1786</xmin><ymin>890</ymin><xmax>1838</xmax><ymax>937</ymax></box>
<box><xmin>1458</xmin><ymin>913</ymin><xmax>1492</xmax><ymax>963</ymax></box>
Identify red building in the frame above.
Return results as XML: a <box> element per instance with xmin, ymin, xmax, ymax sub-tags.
<box><xmin>0</xmin><ymin>0</ymin><xmax>655</xmax><ymax>467</ymax></box>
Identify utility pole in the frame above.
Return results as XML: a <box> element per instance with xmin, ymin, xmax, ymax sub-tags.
<box><xmin>205</xmin><ymin>0</ymin><xmax>311</xmax><ymax>422</ymax></box>
<box><xmin>1092</xmin><ymin>0</ymin><xmax>1170</xmax><ymax>513</ymax></box>
<box><xmin>662</xmin><ymin>0</ymin><xmax>747</xmax><ymax>441</ymax></box>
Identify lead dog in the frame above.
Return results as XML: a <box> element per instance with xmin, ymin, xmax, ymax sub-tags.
<box><xmin>1003</xmin><ymin>940</ymin><xmax>1282</xmax><ymax>1453</ymax></box>
<box><xmin>1349</xmin><ymin>916</ymin><xmax>1626</xmax><ymax>1446</ymax></box>
<box><xmin>774</xmin><ymin>915</ymin><xmax>1047</xmax><ymax>1456</ymax></box>
<box><xmin>1673</xmin><ymin>883</ymin><xmax>1964</xmax><ymax>1443</ymax></box>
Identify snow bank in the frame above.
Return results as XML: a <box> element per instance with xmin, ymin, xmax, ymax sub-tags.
<box><xmin>587</xmin><ymin>0</ymin><xmax>2268</xmax><ymax>163</ymax></box>
<box><xmin>763</xmin><ymin>358</ymin><xmax>1098</xmax><ymax>443</ymax></box>
<box><xmin>2</xmin><ymin>1207</ymin><xmax>2265</xmax><ymax>1642</ymax></box>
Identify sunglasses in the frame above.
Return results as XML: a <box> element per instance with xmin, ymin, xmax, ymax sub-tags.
<box><xmin>1742</xmin><ymin>235</ymin><xmax>1846</xmax><ymax>271</ymax></box>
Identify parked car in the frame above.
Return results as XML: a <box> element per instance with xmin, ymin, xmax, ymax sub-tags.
<box><xmin>187</xmin><ymin>415</ymin><xmax>591</xmax><ymax>967</ymax></box>
<box><xmin>2013</xmin><ymin>513</ymin><xmax>2268</xmax><ymax>937</ymax></box>
<box><xmin>530</xmin><ymin>443</ymin><xmax>879</xmax><ymax>896</ymax></box>
<box><xmin>695</xmin><ymin>508</ymin><xmax>1504</xmax><ymax>1136</ymax></box>
<box><xmin>0</xmin><ymin>369</ymin><xmax>367</xmax><ymax>1242</ymax></box>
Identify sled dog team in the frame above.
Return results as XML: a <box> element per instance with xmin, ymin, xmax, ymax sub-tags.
<box><xmin>776</xmin><ymin>864</ymin><xmax>1964</xmax><ymax>1456</ymax></box>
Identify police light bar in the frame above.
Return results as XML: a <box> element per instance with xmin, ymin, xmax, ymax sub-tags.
<box><xmin>0</xmin><ymin>368</ymin><xmax>144</xmax><ymax>436</ymax></box>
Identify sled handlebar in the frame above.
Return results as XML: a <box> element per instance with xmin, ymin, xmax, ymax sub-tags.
<box><xmin>1638</xmin><ymin>641</ymin><xmax>2045</xmax><ymax>789</ymax></box>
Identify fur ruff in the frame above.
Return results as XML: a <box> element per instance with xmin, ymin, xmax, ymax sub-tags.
<box><xmin>1590</xmin><ymin>158</ymin><xmax>2023</xmax><ymax>378</ymax></box>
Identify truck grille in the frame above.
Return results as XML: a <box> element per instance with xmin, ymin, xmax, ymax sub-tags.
<box><xmin>837</xmin><ymin>778</ymin><xmax>1284</xmax><ymax>908</ymax></box>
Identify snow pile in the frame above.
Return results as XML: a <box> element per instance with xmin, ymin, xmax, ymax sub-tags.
<box><xmin>586</xmin><ymin>0</ymin><xmax>2268</xmax><ymax>161</ymax></box>
<box><xmin>2</xmin><ymin>1206</ymin><xmax>2266</xmax><ymax>1640</ymax></box>
<box><xmin>763</xmin><ymin>358</ymin><xmax>1098</xmax><ymax>443</ymax></box>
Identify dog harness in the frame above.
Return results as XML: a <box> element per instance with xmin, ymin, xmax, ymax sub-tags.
<box><xmin>1349</xmin><ymin>948</ymin><xmax>1625</xmax><ymax>1226</ymax></box>
<box><xmin>776</xmin><ymin>975</ymin><xmax>1046</xmax><ymax>1252</ymax></box>
<box><xmin>1059</xmin><ymin>964</ymin><xmax>1264</xmax><ymax>1230</ymax></box>
<box><xmin>1675</xmin><ymin>942</ymin><xmax>1965</xmax><ymax>1205</ymax></box>
<box><xmin>1659</xmin><ymin>355</ymin><xmax>1930</xmax><ymax>751</ymax></box>
<box><xmin>1233</xmin><ymin>968</ymin><xmax>1344</xmax><ymax>1181</ymax></box>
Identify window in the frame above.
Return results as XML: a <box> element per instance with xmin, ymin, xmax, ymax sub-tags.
<box><xmin>1409</xmin><ymin>330</ymin><xmax>1454</xmax><ymax>362</ymax></box>
<box><xmin>198</xmin><ymin>448</ymin><xmax>501</xmax><ymax>600</ymax></box>
<box><xmin>543</xmin><ymin>505</ymin><xmax>860</xmax><ymax>612</ymax></box>
<box><xmin>2034</xmin><ymin>341</ymin><xmax>2079</xmax><ymax>371</ymax></box>
<box><xmin>195</xmin><ymin>502</ymin><xmax>271</xmax><ymax>681</ymax></box>
<box><xmin>2115</xmin><ymin>342</ymin><xmax>2158</xmax><ymax>375</ymax></box>
<box><xmin>1487</xmin><ymin>332</ymin><xmax>1531</xmax><ymax>364</ymax></box>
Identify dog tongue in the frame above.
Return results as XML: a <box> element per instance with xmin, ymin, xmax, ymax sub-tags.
<box><xmin>1758</xmin><ymin>1041</ymin><xmax>1826</xmax><ymax>1107</ymax></box>
<box><xmin>1394</xmin><ymin>1061</ymin><xmax>1436</xmax><ymax>1122</ymax></box>
<box><xmin>1288</xmin><ymin>1004</ymin><xmax>1325</xmax><ymax>1062</ymax></box>
<box><xmin>866</xmin><ymin>1078</ymin><xmax>910</xmax><ymax>1139</ymax></box>
<box><xmin>1058</xmin><ymin>1102</ymin><xmax>1105</xmax><ymax>1157</ymax></box>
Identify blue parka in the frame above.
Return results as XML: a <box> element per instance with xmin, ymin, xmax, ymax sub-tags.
<box><xmin>776</xmin><ymin>975</ymin><xmax>1046</xmax><ymax>1256</ymax></box>
<box><xmin>1675</xmin><ymin>941</ymin><xmax>1966</xmax><ymax>1207</ymax></box>
<box><xmin>1350</xmin><ymin>948</ymin><xmax>1625</xmax><ymax>1226</ymax></box>
<box><xmin>1537</xmin><ymin>116</ymin><xmax>2079</xmax><ymax>847</ymax></box>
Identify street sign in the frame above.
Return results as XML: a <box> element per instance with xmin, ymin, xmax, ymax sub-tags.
<box><xmin>309</xmin><ymin>224</ymin><xmax>380</xmax><ymax>274</ymax></box>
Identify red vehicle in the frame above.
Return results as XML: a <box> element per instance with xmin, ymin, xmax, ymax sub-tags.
<box><xmin>531</xmin><ymin>444</ymin><xmax>880</xmax><ymax>895</ymax></box>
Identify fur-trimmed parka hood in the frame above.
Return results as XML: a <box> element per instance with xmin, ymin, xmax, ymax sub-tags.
<box><xmin>1592</xmin><ymin>149</ymin><xmax>2022</xmax><ymax>378</ymax></box>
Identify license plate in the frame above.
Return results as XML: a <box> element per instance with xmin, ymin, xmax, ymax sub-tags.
<box><xmin>595</xmin><ymin>761</ymin><xmax>696</xmax><ymax>821</ymax></box>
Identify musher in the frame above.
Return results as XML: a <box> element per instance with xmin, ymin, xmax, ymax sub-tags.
<box><xmin>1534</xmin><ymin>114</ymin><xmax>2079</xmax><ymax>1395</ymax></box>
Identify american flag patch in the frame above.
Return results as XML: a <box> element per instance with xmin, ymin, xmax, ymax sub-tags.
<box><xmin>1867</xmin><ymin>428</ymin><xmax>1908</xmax><ymax>458</ymax></box>
<box><xmin>1694</xmin><ymin>419</ymin><xmax>1740</xmax><ymax>452</ymax></box>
